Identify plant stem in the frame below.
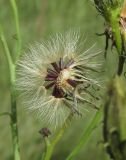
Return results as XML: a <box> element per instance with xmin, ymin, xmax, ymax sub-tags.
<box><xmin>10</xmin><ymin>0</ymin><xmax>21</xmax><ymax>158</ymax></box>
<box><xmin>0</xmin><ymin>25</ymin><xmax>20</xmax><ymax>160</ymax></box>
<box><xmin>109</xmin><ymin>10</ymin><xmax>126</xmax><ymax>76</ymax></box>
<box><xmin>44</xmin><ymin>114</ymin><xmax>73</xmax><ymax>160</ymax></box>
<box><xmin>110</xmin><ymin>8</ymin><xmax>122</xmax><ymax>55</ymax></box>
<box><xmin>10</xmin><ymin>86</ymin><xmax>20</xmax><ymax>160</ymax></box>
<box><xmin>10</xmin><ymin>0</ymin><xmax>21</xmax><ymax>60</ymax></box>
<box><xmin>117</xmin><ymin>55</ymin><xmax>125</xmax><ymax>76</ymax></box>
<box><xmin>0</xmin><ymin>25</ymin><xmax>15</xmax><ymax>83</ymax></box>
<box><xmin>66</xmin><ymin>108</ymin><xmax>102</xmax><ymax>160</ymax></box>
<box><xmin>44</xmin><ymin>127</ymin><xmax>65</xmax><ymax>160</ymax></box>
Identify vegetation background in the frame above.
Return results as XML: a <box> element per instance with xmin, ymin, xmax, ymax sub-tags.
<box><xmin>0</xmin><ymin>0</ymin><xmax>118</xmax><ymax>159</ymax></box>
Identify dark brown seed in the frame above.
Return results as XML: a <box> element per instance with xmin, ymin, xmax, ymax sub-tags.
<box><xmin>45</xmin><ymin>82</ymin><xmax>55</xmax><ymax>89</ymax></box>
<box><xmin>67</xmin><ymin>79</ymin><xmax>77</xmax><ymax>87</ymax></box>
<box><xmin>51</xmin><ymin>62</ymin><xmax>60</xmax><ymax>73</ymax></box>
<box><xmin>52</xmin><ymin>85</ymin><xmax>64</xmax><ymax>98</ymax></box>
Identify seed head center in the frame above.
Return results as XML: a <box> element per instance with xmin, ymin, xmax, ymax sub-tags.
<box><xmin>60</xmin><ymin>69</ymin><xmax>70</xmax><ymax>80</ymax></box>
<box><xmin>57</xmin><ymin>69</ymin><xmax>71</xmax><ymax>87</ymax></box>
<box><xmin>45</xmin><ymin>58</ymin><xmax>78</xmax><ymax>98</ymax></box>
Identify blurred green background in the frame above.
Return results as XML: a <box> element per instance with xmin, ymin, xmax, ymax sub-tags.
<box><xmin>0</xmin><ymin>0</ymin><xmax>118</xmax><ymax>159</ymax></box>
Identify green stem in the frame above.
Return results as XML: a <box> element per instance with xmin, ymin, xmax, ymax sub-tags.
<box><xmin>44</xmin><ymin>114</ymin><xmax>73</xmax><ymax>160</ymax></box>
<box><xmin>10</xmin><ymin>0</ymin><xmax>21</xmax><ymax>59</ymax></box>
<box><xmin>109</xmin><ymin>8</ymin><xmax>122</xmax><ymax>55</ymax></box>
<box><xmin>44</xmin><ymin>127</ymin><xmax>65</xmax><ymax>160</ymax></box>
<box><xmin>0</xmin><ymin>25</ymin><xmax>20</xmax><ymax>160</ymax></box>
<box><xmin>117</xmin><ymin>55</ymin><xmax>125</xmax><ymax>76</ymax></box>
<box><xmin>109</xmin><ymin>9</ymin><xmax>125</xmax><ymax>76</ymax></box>
<box><xmin>10</xmin><ymin>86</ymin><xmax>20</xmax><ymax>160</ymax></box>
<box><xmin>66</xmin><ymin>108</ymin><xmax>102</xmax><ymax>160</ymax></box>
<box><xmin>0</xmin><ymin>25</ymin><xmax>15</xmax><ymax>83</ymax></box>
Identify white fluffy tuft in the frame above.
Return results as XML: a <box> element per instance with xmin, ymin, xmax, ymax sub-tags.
<box><xmin>16</xmin><ymin>30</ymin><xmax>102</xmax><ymax>129</ymax></box>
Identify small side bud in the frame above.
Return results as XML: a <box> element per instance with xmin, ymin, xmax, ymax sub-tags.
<box><xmin>39</xmin><ymin>128</ymin><xmax>51</xmax><ymax>138</ymax></box>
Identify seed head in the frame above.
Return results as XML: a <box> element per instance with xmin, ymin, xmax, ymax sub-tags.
<box><xmin>16</xmin><ymin>30</ymin><xmax>102</xmax><ymax>129</ymax></box>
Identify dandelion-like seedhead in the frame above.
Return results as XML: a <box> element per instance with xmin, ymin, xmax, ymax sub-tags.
<box><xmin>16</xmin><ymin>30</ymin><xmax>102</xmax><ymax>129</ymax></box>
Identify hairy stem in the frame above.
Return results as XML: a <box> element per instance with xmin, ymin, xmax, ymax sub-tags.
<box><xmin>110</xmin><ymin>10</ymin><xmax>125</xmax><ymax>76</ymax></box>
<box><xmin>66</xmin><ymin>108</ymin><xmax>102</xmax><ymax>160</ymax></box>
